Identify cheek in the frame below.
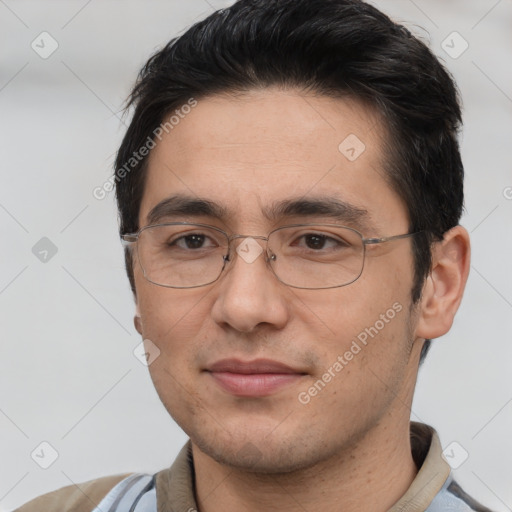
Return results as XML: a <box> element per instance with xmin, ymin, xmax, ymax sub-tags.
<box><xmin>300</xmin><ymin>270</ymin><xmax>410</xmax><ymax>343</ymax></box>
<box><xmin>135</xmin><ymin>273</ymin><xmax>212</xmax><ymax>369</ymax></box>
<box><xmin>134</xmin><ymin>252</ymin><xmax>208</xmax><ymax>334</ymax></box>
<box><xmin>301</xmin><ymin>277</ymin><xmax>413</xmax><ymax>399</ymax></box>
<box><xmin>138</xmin><ymin>288</ymin><xmax>211</xmax><ymax>420</ymax></box>
<box><xmin>308</xmin><ymin>303</ymin><xmax>413</xmax><ymax>420</ymax></box>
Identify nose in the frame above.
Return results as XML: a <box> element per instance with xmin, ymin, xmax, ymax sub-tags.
<box><xmin>209</xmin><ymin>236</ymin><xmax>290</xmax><ymax>333</ymax></box>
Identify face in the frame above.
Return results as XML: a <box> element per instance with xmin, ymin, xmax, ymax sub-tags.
<box><xmin>133</xmin><ymin>88</ymin><xmax>423</xmax><ymax>473</ymax></box>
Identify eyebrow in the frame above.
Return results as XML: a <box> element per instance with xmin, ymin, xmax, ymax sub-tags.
<box><xmin>146</xmin><ymin>193</ymin><xmax>372</xmax><ymax>230</ymax></box>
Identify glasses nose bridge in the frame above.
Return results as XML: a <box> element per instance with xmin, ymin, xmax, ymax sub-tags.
<box><xmin>228</xmin><ymin>233</ymin><xmax>269</xmax><ymax>248</ymax></box>
<box><xmin>226</xmin><ymin>233</ymin><xmax>273</xmax><ymax>262</ymax></box>
<box><xmin>228</xmin><ymin>233</ymin><xmax>269</xmax><ymax>241</ymax></box>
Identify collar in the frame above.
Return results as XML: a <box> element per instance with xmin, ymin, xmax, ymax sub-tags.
<box><xmin>155</xmin><ymin>422</ymin><xmax>451</xmax><ymax>512</ymax></box>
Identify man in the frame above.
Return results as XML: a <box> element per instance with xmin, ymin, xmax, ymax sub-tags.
<box><xmin>15</xmin><ymin>0</ymin><xmax>493</xmax><ymax>510</ymax></box>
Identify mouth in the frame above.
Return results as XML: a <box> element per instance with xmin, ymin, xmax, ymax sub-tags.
<box><xmin>205</xmin><ymin>358</ymin><xmax>307</xmax><ymax>397</ymax></box>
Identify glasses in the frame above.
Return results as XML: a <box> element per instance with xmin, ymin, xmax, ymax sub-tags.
<box><xmin>121</xmin><ymin>222</ymin><xmax>421</xmax><ymax>290</ymax></box>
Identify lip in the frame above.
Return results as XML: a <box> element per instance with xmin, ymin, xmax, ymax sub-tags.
<box><xmin>205</xmin><ymin>358</ymin><xmax>306</xmax><ymax>397</ymax></box>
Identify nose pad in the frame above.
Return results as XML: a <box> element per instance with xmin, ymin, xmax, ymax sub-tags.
<box><xmin>217</xmin><ymin>242</ymin><xmax>285</xmax><ymax>290</ymax></box>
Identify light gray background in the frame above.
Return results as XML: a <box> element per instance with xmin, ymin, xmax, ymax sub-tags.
<box><xmin>1</xmin><ymin>1</ymin><xmax>511</xmax><ymax>511</ymax></box>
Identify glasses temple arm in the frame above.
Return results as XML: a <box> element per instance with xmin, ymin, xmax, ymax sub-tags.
<box><xmin>363</xmin><ymin>231</ymin><xmax>423</xmax><ymax>245</ymax></box>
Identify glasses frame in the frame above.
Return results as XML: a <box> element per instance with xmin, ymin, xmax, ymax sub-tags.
<box><xmin>121</xmin><ymin>222</ymin><xmax>422</xmax><ymax>290</ymax></box>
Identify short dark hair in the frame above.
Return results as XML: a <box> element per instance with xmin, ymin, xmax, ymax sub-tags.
<box><xmin>115</xmin><ymin>0</ymin><xmax>464</xmax><ymax>363</ymax></box>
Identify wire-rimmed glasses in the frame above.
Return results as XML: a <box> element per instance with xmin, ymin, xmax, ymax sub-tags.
<box><xmin>121</xmin><ymin>222</ymin><xmax>421</xmax><ymax>289</ymax></box>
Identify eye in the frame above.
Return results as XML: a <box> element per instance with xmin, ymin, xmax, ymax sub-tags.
<box><xmin>301</xmin><ymin>234</ymin><xmax>334</xmax><ymax>250</ymax></box>
<box><xmin>171</xmin><ymin>233</ymin><xmax>217</xmax><ymax>250</ymax></box>
<box><xmin>293</xmin><ymin>232</ymin><xmax>350</xmax><ymax>251</ymax></box>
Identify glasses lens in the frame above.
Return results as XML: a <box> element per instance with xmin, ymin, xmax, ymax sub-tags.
<box><xmin>137</xmin><ymin>224</ymin><xmax>228</xmax><ymax>288</ymax></box>
<box><xmin>135</xmin><ymin>223</ymin><xmax>364</xmax><ymax>289</ymax></box>
<box><xmin>268</xmin><ymin>225</ymin><xmax>364</xmax><ymax>289</ymax></box>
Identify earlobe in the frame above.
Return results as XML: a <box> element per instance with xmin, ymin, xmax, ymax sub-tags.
<box><xmin>134</xmin><ymin>316</ymin><xmax>143</xmax><ymax>335</ymax></box>
<box><xmin>134</xmin><ymin>303</ymin><xmax>143</xmax><ymax>335</ymax></box>
<box><xmin>415</xmin><ymin>226</ymin><xmax>471</xmax><ymax>341</ymax></box>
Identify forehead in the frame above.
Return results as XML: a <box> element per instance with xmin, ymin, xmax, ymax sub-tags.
<box><xmin>139</xmin><ymin>87</ymin><xmax>407</xmax><ymax>232</ymax></box>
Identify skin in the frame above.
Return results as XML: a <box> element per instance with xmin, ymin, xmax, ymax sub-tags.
<box><xmin>132</xmin><ymin>87</ymin><xmax>470</xmax><ymax>512</ymax></box>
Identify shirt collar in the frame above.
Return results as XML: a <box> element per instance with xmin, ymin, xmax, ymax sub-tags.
<box><xmin>389</xmin><ymin>422</ymin><xmax>451</xmax><ymax>511</ymax></box>
<box><xmin>155</xmin><ymin>422</ymin><xmax>451</xmax><ymax>512</ymax></box>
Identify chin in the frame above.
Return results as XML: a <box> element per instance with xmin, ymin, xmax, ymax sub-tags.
<box><xmin>196</xmin><ymin>439</ymin><xmax>314</xmax><ymax>474</ymax></box>
<box><xmin>188</xmin><ymin>421</ymin><xmax>331</xmax><ymax>475</ymax></box>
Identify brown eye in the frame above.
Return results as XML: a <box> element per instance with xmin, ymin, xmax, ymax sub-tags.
<box><xmin>172</xmin><ymin>234</ymin><xmax>210</xmax><ymax>250</ymax></box>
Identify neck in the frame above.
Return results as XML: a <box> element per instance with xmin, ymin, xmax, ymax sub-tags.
<box><xmin>192</xmin><ymin>419</ymin><xmax>418</xmax><ymax>512</ymax></box>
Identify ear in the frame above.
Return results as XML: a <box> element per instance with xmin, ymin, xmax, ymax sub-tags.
<box><xmin>415</xmin><ymin>225</ymin><xmax>470</xmax><ymax>340</ymax></box>
<box><xmin>134</xmin><ymin>302</ymin><xmax>143</xmax><ymax>336</ymax></box>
